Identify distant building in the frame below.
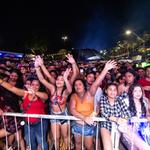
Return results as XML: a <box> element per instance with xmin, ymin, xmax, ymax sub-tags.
<box><xmin>74</xmin><ymin>49</ymin><xmax>102</xmax><ymax>62</ymax></box>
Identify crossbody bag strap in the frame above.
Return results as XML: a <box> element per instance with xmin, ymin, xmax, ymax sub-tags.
<box><xmin>23</xmin><ymin>95</ymin><xmax>35</xmax><ymax>113</ymax></box>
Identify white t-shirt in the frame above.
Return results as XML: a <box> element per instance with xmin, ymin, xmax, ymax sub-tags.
<box><xmin>94</xmin><ymin>87</ymin><xmax>103</xmax><ymax>112</ymax></box>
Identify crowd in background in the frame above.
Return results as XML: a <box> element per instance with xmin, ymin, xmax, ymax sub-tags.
<box><xmin>0</xmin><ymin>55</ymin><xmax>150</xmax><ymax>150</ymax></box>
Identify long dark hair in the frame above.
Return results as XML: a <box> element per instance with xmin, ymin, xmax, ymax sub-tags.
<box><xmin>55</xmin><ymin>75</ymin><xmax>66</xmax><ymax>95</ymax></box>
<box><xmin>10</xmin><ymin>69</ymin><xmax>23</xmax><ymax>88</ymax></box>
<box><xmin>72</xmin><ymin>78</ymin><xmax>87</xmax><ymax>93</ymax></box>
<box><xmin>128</xmin><ymin>84</ymin><xmax>146</xmax><ymax>117</ymax></box>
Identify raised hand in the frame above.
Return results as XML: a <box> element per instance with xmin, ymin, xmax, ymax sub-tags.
<box><xmin>104</xmin><ymin>60</ymin><xmax>117</xmax><ymax>71</ymax></box>
<box><xmin>63</xmin><ymin>68</ymin><xmax>71</xmax><ymax>80</ymax></box>
<box><xmin>24</xmin><ymin>85</ymin><xmax>36</xmax><ymax>99</ymax></box>
<box><xmin>34</xmin><ymin>57</ymin><xmax>40</xmax><ymax>68</ymax></box>
<box><xmin>36</xmin><ymin>55</ymin><xmax>44</xmax><ymax>66</ymax></box>
<box><xmin>66</xmin><ymin>54</ymin><xmax>75</xmax><ymax>64</ymax></box>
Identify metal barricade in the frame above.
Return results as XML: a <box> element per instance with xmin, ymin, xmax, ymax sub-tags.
<box><xmin>2</xmin><ymin>113</ymin><xmax>147</xmax><ymax>150</ymax></box>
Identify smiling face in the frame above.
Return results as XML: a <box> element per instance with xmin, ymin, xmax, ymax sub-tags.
<box><xmin>56</xmin><ymin>75</ymin><xmax>65</xmax><ymax>88</ymax></box>
<box><xmin>20</xmin><ymin>66</ymin><xmax>27</xmax><ymax>74</ymax></box>
<box><xmin>30</xmin><ymin>80</ymin><xmax>40</xmax><ymax>92</ymax></box>
<box><xmin>106</xmin><ymin>84</ymin><xmax>118</xmax><ymax>100</ymax></box>
<box><xmin>74</xmin><ymin>79</ymin><xmax>86</xmax><ymax>94</ymax></box>
<box><xmin>132</xmin><ymin>86</ymin><xmax>143</xmax><ymax>100</ymax></box>
<box><xmin>9</xmin><ymin>72</ymin><xmax>19</xmax><ymax>82</ymax></box>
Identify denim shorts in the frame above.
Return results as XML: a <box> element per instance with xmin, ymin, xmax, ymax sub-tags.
<box><xmin>72</xmin><ymin>122</ymin><xmax>96</xmax><ymax>136</ymax></box>
<box><xmin>50</xmin><ymin>108</ymin><xmax>69</xmax><ymax>125</ymax></box>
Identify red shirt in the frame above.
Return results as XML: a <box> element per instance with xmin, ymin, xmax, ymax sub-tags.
<box><xmin>22</xmin><ymin>94</ymin><xmax>46</xmax><ymax>123</ymax></box>
<box><xmin>138</xmin><ymin>77</ymin><xmax>150</xmax><ymax>99</ymax></box>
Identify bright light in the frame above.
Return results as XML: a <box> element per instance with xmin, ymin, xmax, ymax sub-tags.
<box><xmin>62</xmin><ymin>36</ymin><xmax>68</xmax><ymax>41</ymax></box>
<box><xmin>125</xmin><ymin>30</ymin><xmax>145</xmax><ymax>42</ymax></box>
<box><xmin>125</xmin><ymin>30</ymin><xmax>132</xmax><ymax>35</ymax></box>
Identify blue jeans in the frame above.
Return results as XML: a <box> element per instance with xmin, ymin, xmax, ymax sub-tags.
<box><xmin>24</xmin><ymin>119</ymin><xmax>48</xmax><ymax>150</ymax></box>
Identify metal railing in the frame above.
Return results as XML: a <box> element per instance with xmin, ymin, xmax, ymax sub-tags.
<box><xmin>2</xmin><ymin>112</ymin><xmax>150</xmax><ymax>150</ymax></box>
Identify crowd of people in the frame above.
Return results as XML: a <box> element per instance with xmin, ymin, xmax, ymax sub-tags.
<box><xmin>0</xmin><ymin>54</ymin><xmax>149</xmax><ymax>150</ymax></box>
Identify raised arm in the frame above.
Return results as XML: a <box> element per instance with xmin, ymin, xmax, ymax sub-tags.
<box><xmin>0</xmin><ymin>79</ymin><xmax>25</xmax><ymax>97</ymax></box>
<box><xmin>36</xmin><ymin>91</ymin><xmax>48</xmax><ymax>101</ymax></box>
<box><xmin>24</xmin><ymin>84</ymin><xmax>48</xmax><ymax>102</ymax></box>
<box><xmin>63</xmin><ymin>68</ymin><xmax>72</xmax><ymax>94</ymax></box>
<box><xmin>36</xmin><ymin>55</ymin><xmax>56</xmax><ymax>84</ymax></box>
<box><xmin>66</xmin><ymin>54</ymin><xmax>79</xmax><ymax>85</ymax></box>
<box><xmin>90</xmin><ymin>60</ymin><xmax>117</xmax><ymax>96</ymax></box>
<box><xmin>35</xmin><ymin>58</ymin><xmax>55</xmax><ymax>95</ymax></box>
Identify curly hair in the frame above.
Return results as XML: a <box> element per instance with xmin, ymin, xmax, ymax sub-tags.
<box><xmin>128</xmin><ymin>84</ymin><xmax>146</xmax><ymax>117</ymax></box>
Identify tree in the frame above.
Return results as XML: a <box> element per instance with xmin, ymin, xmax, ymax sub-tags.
<box><xmin>24</xmin><ymin>35</ymin><xmax>48</xmax><ymax>55</ymax></box>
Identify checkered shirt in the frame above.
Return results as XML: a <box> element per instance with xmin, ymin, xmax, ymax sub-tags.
<box><xmin>99</xmin><ymin>95</ymin><xmax>131</xmax><ymax>132</ymax></box>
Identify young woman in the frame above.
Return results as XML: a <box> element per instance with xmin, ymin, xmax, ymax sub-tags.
<box><xmin>69</xmin><ymin>60</ymin><xmax>117</xmax><ymax>150</ymax></box>
<box><xmin>0</xmin><ymin>69</ymin><xmax>25</xmax><ymax>150</ymax></box>
<box><xmin>20</xmin><ymin>66</ymin><xmax>29</xmax><ymax>84</ymax></box>
<box><xmin>118</xmin><ymin>69</ymin><xmax>136</xmax><ymax>95</ymax></box>
<box><xmin>119</xmin><ymin>84</ymin><xmax>150</xmax><ymax>150</ymax></box>
<box><xmin>99</xmin><ymin>83</ymin><xmax>131</xmax><ymax>150</ymax></box>
<box><xmin>0</xmin><ymin>78</ymin><xmax>49</xmax><ymax>150</ymax></box>
<box><xmin>35</xmin><ymin>54</ymin><xmax>79</xmax><ymax>150</ymax></box>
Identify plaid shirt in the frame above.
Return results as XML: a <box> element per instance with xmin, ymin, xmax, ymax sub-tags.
<box><xmin>99</xmin><ymin>95</ymin><xmax>131</xmax><ymax>132</ymax></box>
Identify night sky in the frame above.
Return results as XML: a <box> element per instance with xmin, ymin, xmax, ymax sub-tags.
<box><xmin>0</xmin><ymin>0</ymin><xmax>150</xmax><ymax>53</ymax></box>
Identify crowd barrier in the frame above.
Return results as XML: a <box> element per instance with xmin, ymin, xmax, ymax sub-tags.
<box><xmin>2</xmin><ymin>113</ymin><xmax>150</xmax><ymax>150</ymax></box>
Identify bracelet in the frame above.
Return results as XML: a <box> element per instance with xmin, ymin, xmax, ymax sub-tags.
<box><xmin>0</xmin><ymin>80</ymin><xmax>4</xmax><ymax>85</ymax></box>
<box><xmin>35</xmin><ymin>67</ymin><xmax>40</xmax><ymax>69</ymax></box>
